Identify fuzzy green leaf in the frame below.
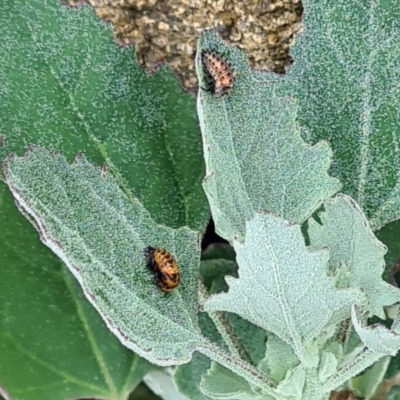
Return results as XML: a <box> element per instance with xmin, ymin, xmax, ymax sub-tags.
<box><xmin>143</xmin><ymin>369</ymin><xmax>189</xmax><ymax>400</ymax></box>
<box><xmin>350</xmin><ymin>356</ymin><xmax>390</xmax><ymax>400</ymax></box>
<box><xmin>196</xmin><ymin>31</ymin><xmax>340</xmax><ymax>242</ymax></box>
<box><xmin>0</xmin><ymin>0</ymin><xmax>208</xmax><ymax>231</ymax></box>
<box><xmin>200</xmin><ymin>363</ymin><xmax>268</xmax><ymax>400</ymax></box>
<box><xmin>174</xmin><ymin>252</ymin><xmax>267</xmax><ymax>400</ymax></box>
<box><xmin>204</xmin><ymin>212</ymin><xmax>364</xmax><ymax>362</ymax></box>
<box><xmin>308</xmin><ymin>194</ymin><xmax>400</xmax><ymax>318</ymax></box>
<box><xmin>4</xmin><ymin>147</ymin><xmax>200</xmax><ymax>365</ymax></box>
<box><xmin>351</xmin><ymin>306</ymin><xmax>400</xmax><ymax>356</ymax></box>
<box><xmin>276</xmin><ymin>0</ymin><xmax>400</xmax><ymax>230</ymax></box>
<box><xmin>259</xmin><ymin>334</ymin><xmax>299</xmax><ymax>384</ymax></box>
<box><xmin>0</xmin><ymin>0</ymin><xmax>207</xmax><ymax>397</ymax></box>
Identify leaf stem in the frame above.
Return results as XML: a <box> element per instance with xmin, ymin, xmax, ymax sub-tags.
<box><xmin>199</xmin><ymin>283</ymin><xmax>253</xmax><ymax>363</ymax></box>
<box><xmin>322</xmin><ymin>347</ymin><xmax>384</xmax><ymax>393</ymax></box>
<box><xmin>197</xmin><ymin>338</ymin><xmax>282</xmax><ymax>399</ymax></box>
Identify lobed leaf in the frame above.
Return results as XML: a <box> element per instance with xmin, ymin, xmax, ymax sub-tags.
<box><xmin>196</xmin><ymin>30</ymin><xmax>341</xmax><ymax>242</ymax></box>
<box><xmin>351</xmin><ymin>306</ymin><xmax>400</xmax><ymax>357</ymax></box>
<box><xmin>204</xmin><ymin>212</ymin><xmax>364</xmax><ymax>362</ymax></box>
<box><xmin>3</xmin><ymin>147</ymin><xmax>201</xmax><ymax>365</ymax></box>
<box><xmin>308</xmin><ymin>194</ymin><xmax>400</xmax><ymax>318</ymax></box>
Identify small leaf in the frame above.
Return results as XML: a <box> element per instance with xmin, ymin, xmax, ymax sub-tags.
<box><xmin>387</xmin><ymin>386</ymin><xmax>400</xmax><ymax>400</ymax></box>
<box><xmin>204</xmin><ymin>212</ymin><xmax>364</xmax><ymax>361</ymax></box>
<box><xmin>350</xmin><ymin>356</ymin><xmax>390</xmax><ymax>400</ymax></box>
<box><xmin>308</xmin><ymin>194</ymin><xmax>400</xmax><ymax>318</ymax></box>
<box><xmin>174</xmin><ymin>352</ymin><xmax>214</xmax><ymax>400</ymax></box>
<box><xmin>4</xmin><ymin>147</ymin><xmax>200</xmax><ymax>365</ymax></box>
<box><xmin>175</xmin><ymin>253</ymin><xmax>267</xmax><ymax>400</ymax></box>
<box><xmin>196</xmin><ymin>31</ymin><xmax>341</xmax><ymax>242</ymax></box>
<box><xmin>200</xmin><ymin>363</ymin><xmax>269</xmax><ymax>400</ymax></box>
<box><xmin>274</xmin><ymin>365</ymin><xmax>306</xmax><ymax>400</ymax></box>
<box><xmin>351</xmin><ymin>306</ymin><xmax>400</xmax><ymax>356</ymax></box>
<box><xmin>276</xmin><ymin>0</ymin><xmax>400</xmax><ymax>230</ymax></box>
<box><xmin>259</xmin><ymin>334</ymin><xmax>299</xmax><ymax>383</ymax></box>
<box><xmin>143</xmin><ymin>368</ymin><xmax>189</xmax><ymax>400</ymax></box>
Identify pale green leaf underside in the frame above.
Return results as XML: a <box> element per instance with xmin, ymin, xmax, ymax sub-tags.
<box><xmin>276</xmin><ymin>0</ymin><xmax>400</xmax><ymax>230</ymax></box>
<box><xmin>351</xmin><ymin>356</ymin><xmax>390</xmax><ymax>400</ymax></box>
<box><xmin>200</xmin><ymin>363</ymin><xmax>270</xmax><ymax>400</ymax></box>
<box><xmin>204</xmin><ymin>213</ymin><xmax>363</xmax><ymax>361</ymax></box>
<box><xmin>142</xmin><ymin>369</ymin><xmax>189</xmax><ymax>400</ymax></box>
<box><xmin>259</xmin><ymin>334</ymin><xmax>299</xmax><ymax>383</ymax></box>
<box><xmin>3</xmin><ymin>147</ymin><xmax>200</xmax><ymax>365</ymax></box>
<box><xmin>308</xmin><ymin>194</ymin><xmax>400</xmax><ymax>318</ymax></box>
<box><xmin>196</xmin><ymin>31</ymin><xmax>340</xmax><ymax>242</ymax></box>
<box><xmin>351</xmin><ymin>306</ymin><xmax>400</xmax><ymax>356</ymax></box>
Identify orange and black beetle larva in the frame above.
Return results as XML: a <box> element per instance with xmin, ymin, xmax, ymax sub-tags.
<box><xmin>144</xmin><ymin>246</ymin><xmax>180</xmax><ymax>293</ymax></box>
<box><xmin>201</xmin><ymin>51</ymin><xmax>234</xmax><ymax>97</ymax></box>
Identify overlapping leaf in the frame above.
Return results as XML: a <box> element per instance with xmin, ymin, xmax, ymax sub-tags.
<box><xmin>0</xmin><ymin>0</ymin><xmax>208</xmax><ymax>397</ymax></box>
<box><xmin>4</xmin><ymin>147</ymin><xmax>201</xmax><ymax>365</ymax></box>
<box><xmin>308</xmin><ymin>194</ymin><xmax>400</xmax><ymax>318</ymax></box>
<box><xmin>0</xmin><ymin>0</ymin><xmax>208</xmax><ymax>231</ymax></box>
<box><xmin>204</xmin><ymin>212</ymin><xmax>364</xmax><ymax>362</ymax></box>
<box><xmin>196</xmin><ymin>31</ymin><xmax>340</xmax><ymax>242</ymax></box>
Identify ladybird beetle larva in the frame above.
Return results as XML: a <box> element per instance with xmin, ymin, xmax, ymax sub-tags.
<box><xmin>144</xmin><ymin>246</ymin><xmax>180</xmax><ymax>292</ymax></box>
<box><xmin>201</xmin><ymin>51</ymin><xmax>234</xmax><ymax>97</ymax></box>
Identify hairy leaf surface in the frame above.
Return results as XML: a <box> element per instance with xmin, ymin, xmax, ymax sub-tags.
<box><xmin>4</xmin><ymin>148</ymin><xmax>200</xmax><ymax>365</ymax></box>
<box><xmin>308</xmin><ymin>194</ymin><xmax>400</xmax><ymax>318</ymax></box>
<box><xmin>204</xmin><ymin>213</ymin><xmax>364</xmax><ymax>361</ymax></box>
<box><xmin>0</xmin><ymin>0</ymin><xmax>207</xmax><ymax>396</ymax></box>
<box><xmin>200</xmin><ymin>363</ymin><xmax>268</xmax><ymax>400</ymax></box>
<box><xmin>196</xmin><ymin>31</ymin><xmax>340</xmax><ymax>242</ymax></box>
<box><xmin>0</xmin><ymin>0</ymin><xmax>208</xmax><ymax>231</ymax></box>
<box><xmin>276</xmin><ymin>0</ymin><xmax>400</xmax><ymax>230</ymax></box>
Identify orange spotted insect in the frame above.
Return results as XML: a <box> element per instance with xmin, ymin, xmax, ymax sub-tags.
<box><xmin>144</xmin><ymin>246</ymin><xmax>180</xmax><ymax>292</ymax></box>
<box><xmin>201</xmin><ymin>51</ymin><xmax>234</xmax><ymax>97</ymax></box>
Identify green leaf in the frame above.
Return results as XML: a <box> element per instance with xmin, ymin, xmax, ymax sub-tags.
<box><xmin>201</xmin><ymin>363</ymin><xmax>306</xmax><ymax>400</ymax></box>
<box><xmin>351</xmin><ymin>306</ymin><xmax>400</xmax><ymax>357</ymax></box>
<box><xmin>4</xmin><ymin>147</ymin><xmax>200</xmax><ymax>364</ymax></box>
<box><xmin>201</xmin><ymin>243</ymin><xmax>236</xmax><ymax>263</ymax></box>
<box><xmin>174</xmin><ymin>352</ymin><xmax>214</xmax><ymax>400</ymax></box>
<box><xmin>0</xmin><ymin>0</ymin><xmax>207</xmax><ymax>397</ymax></box>
<box><xmin>259</xmin><ymin>334</ymin><xmax>299</xmax><ymax>383</ymax></box>
<box><xmin>200</xmin><ymin>363</ymin><xmax>268</xmax><ymax>400</ymax></box>
<box><xmin>0</xmin><ymin>181</ymin><xmax>151</xmax><ymax>400</ymax></box>
<box><xmin>276</xmin><ymin>0</ymin><xmax>400</xmax><ymax>230</ymax></box>
<box><xmin>375</xmin><ymin>219</ymin><xmax>400</xmax><ymax>280</ymax></box>
<box><xmin>350</xmin><ymin>355</ymin><xmax>390</xmax><ymax>400</ymax></box>
<box><xmin>196</xmin><ymin>31</ymin><xmax>340</xmax><ymax>242</ymax></box>
<box><xmin>175</xmin><ymin>253</ymin><xmax>267</xmax><ymax>400</ymax></box>
<box><xmin>387</xmin><ymin>386</ymin><xmax>400</xmax><ymax>400</ymax></box>
<box><xmin>308</xmin><ymin>194</ymin><xmax>400</xmax><ymax>318</ymax></box>
<box><xmin>174</xmin><ymin>310</ymin><xmax>225</xmax><ymax>400</ymax></box>
<box><xmin>0</xmin><ymin>0</ymin><xmax>208</xmax><ymax>232</ymax></box>
<box><xmin>204</xmin><ymin>212</ymin><xmax>363</xmax><ymax>362</ymax></box>
<box><xmin>385</xmin><ymin>337</ymin><xmax>400</xmax><ymax>379</ymax></box>
<box><xmin>143</xmin><ymin>368</ymin><xmax>189</xmax><ymax>400</ymax></box>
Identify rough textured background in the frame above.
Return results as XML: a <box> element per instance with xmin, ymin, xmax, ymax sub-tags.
<box><xmin>68</xmin><ymin>0</ymin><xmax>303</xmax><ymax>91</ymax></box>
